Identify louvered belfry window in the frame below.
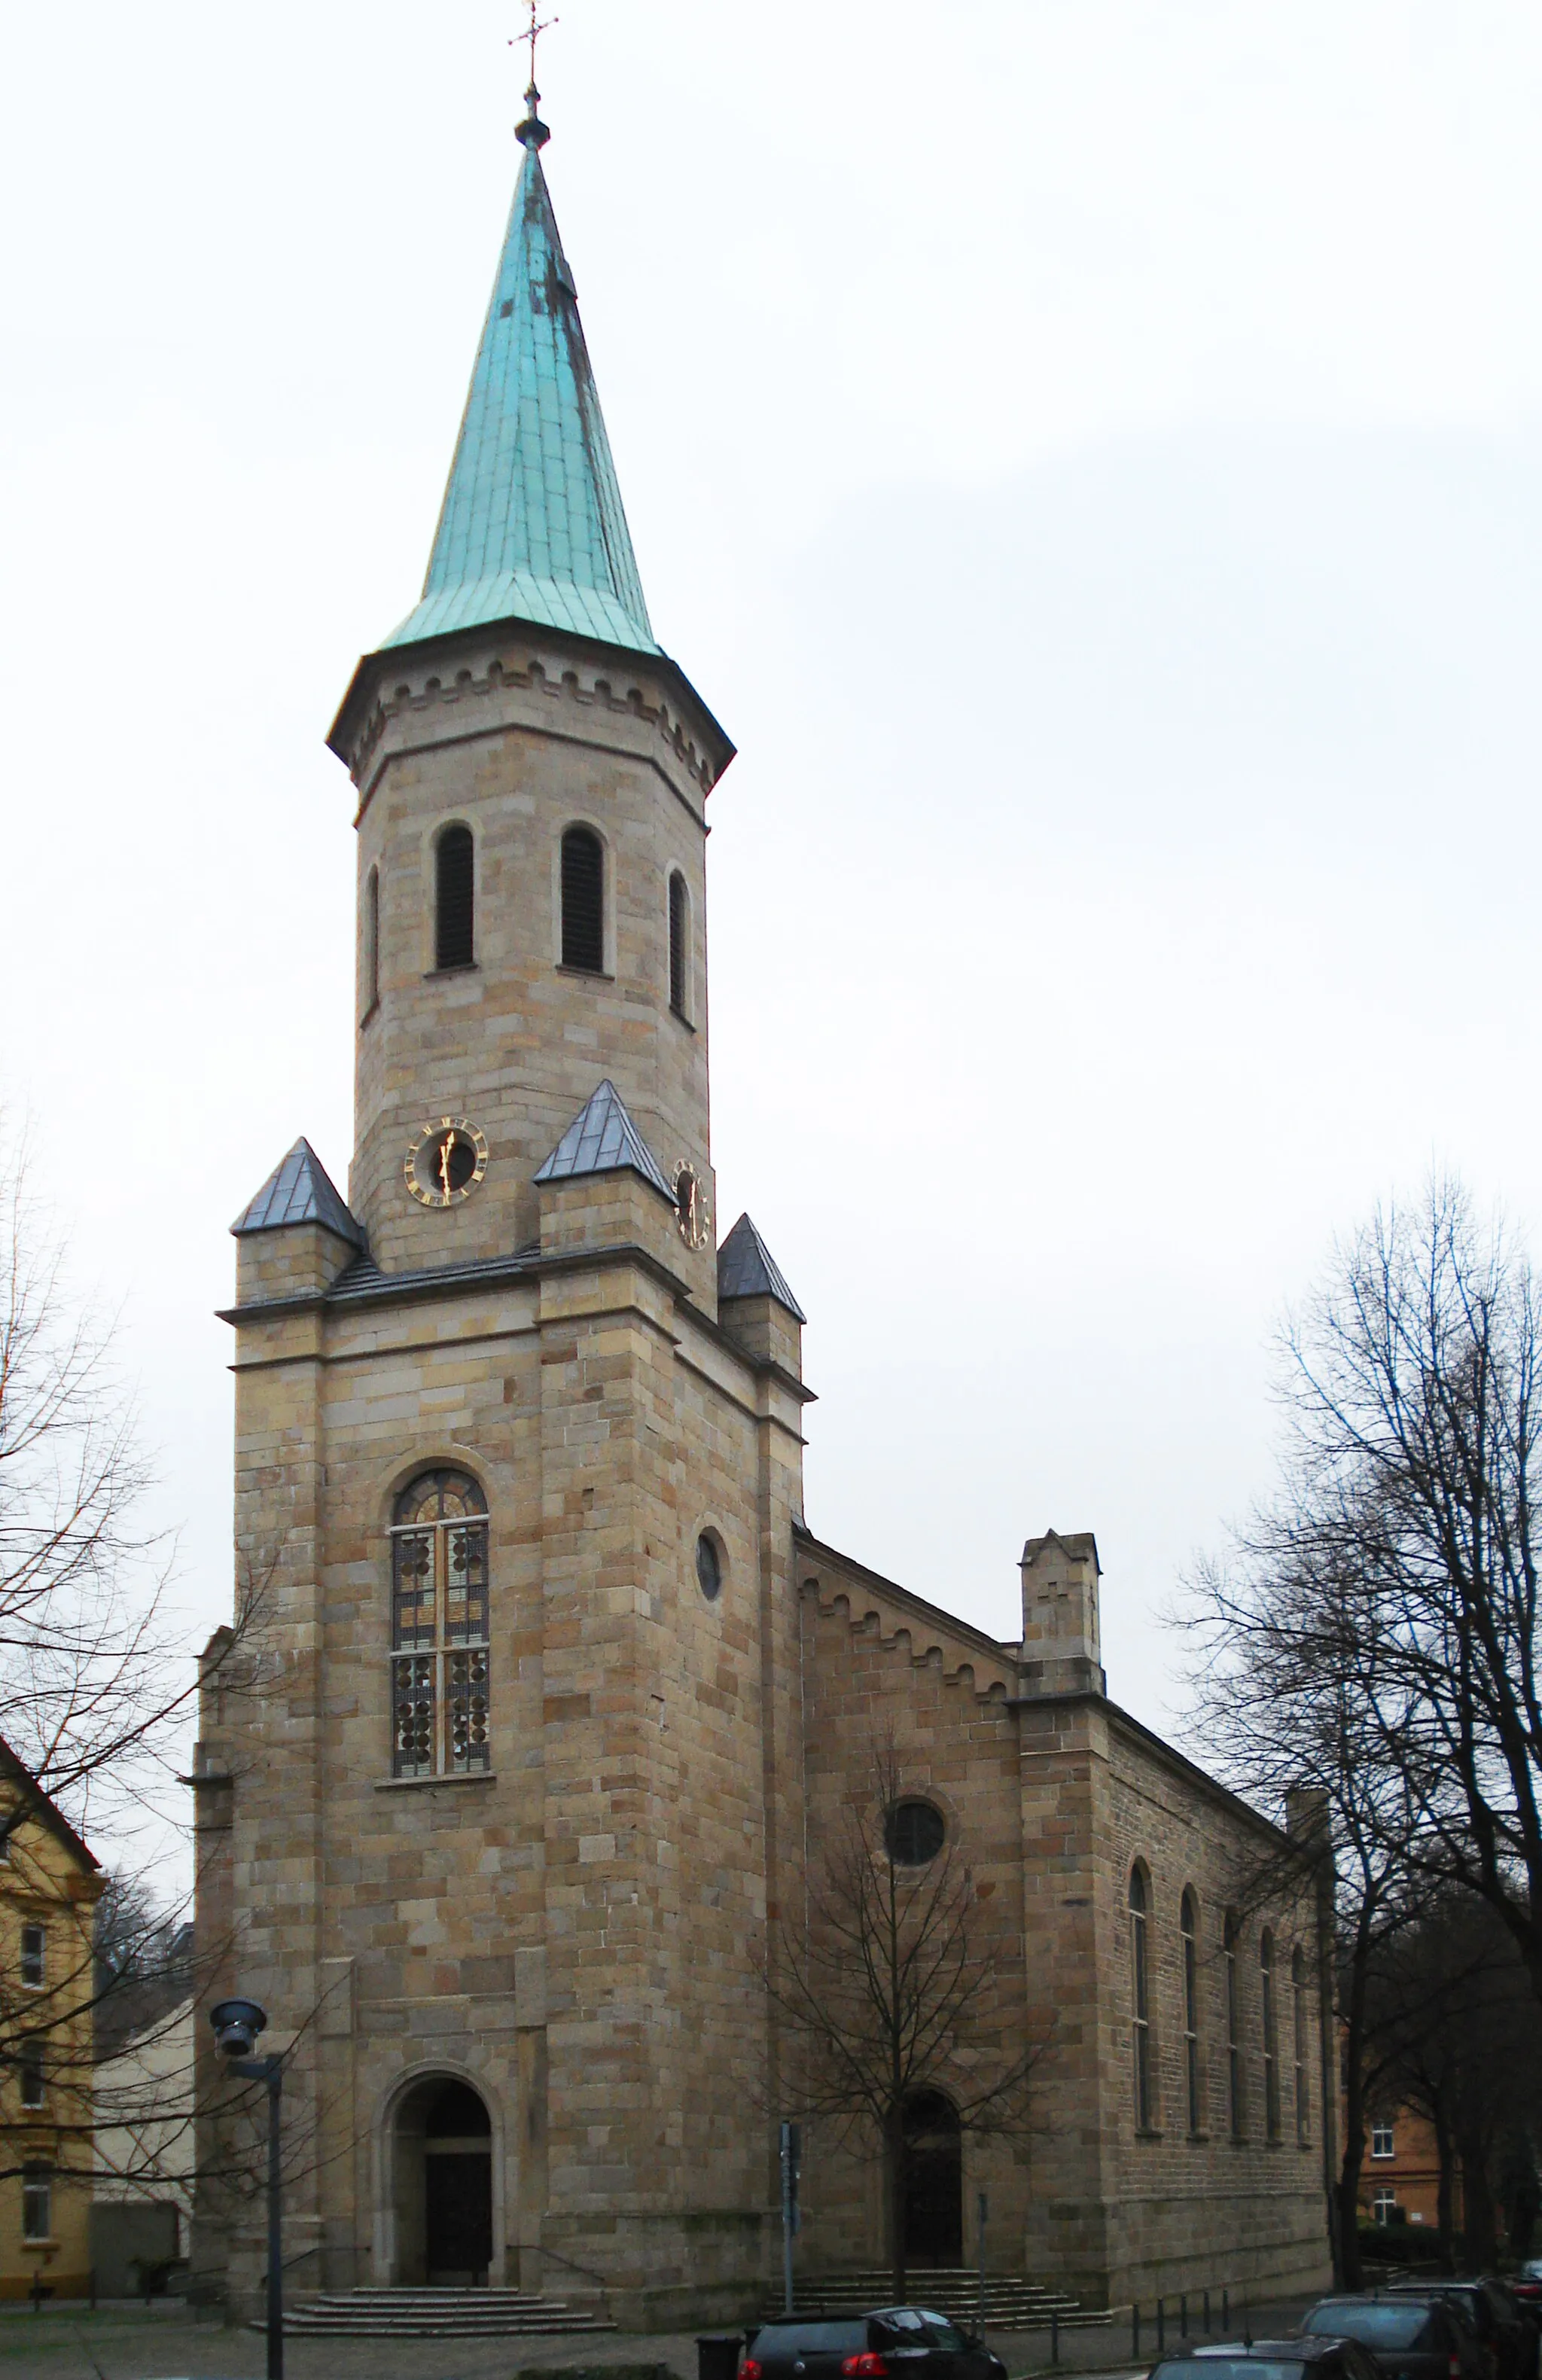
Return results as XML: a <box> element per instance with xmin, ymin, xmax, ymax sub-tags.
<box><xmin>561</xmin><ymin>826</ymin><xmax>605</xmax><ymax>972</ymax></box>
<box><xmin>435</xmin><ymin>825</ymin><xmax>475</xmax><ymax>971</ymax></box>
<box><xmin>668</xmin><ymin>871</ymin><xmax>688</xmax><ymax>1017</ymax></box>
<box><xmin>391</xmin><ymin>1469</ymin><xmax>490</xmax><ymax>1778</ymax></box>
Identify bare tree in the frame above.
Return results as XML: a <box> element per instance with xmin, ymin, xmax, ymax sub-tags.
<box><xmin>1370</xmin><ymin>1892</ymin><xmax>1542</xmax><ymax>2271</ymax></box>
<box><xmin>1181</xmin><ymin>1519</ymin><xmax>1417</xmax><ymax>2284</ymax></box>
<box><xmin>0</xmin><ymin>1118</ymin><xmax>191</xmax><ymax>1834</ymax></box>
<box><xmin>763</xmin><ymin>1743</ymin><xmax>1049</xmax><ymax>2304</ymax></box>
<box><xmin>1269</xmin><ymin>1181</ymin><xmax>1542</xmax><ymax>1995</ymax></box>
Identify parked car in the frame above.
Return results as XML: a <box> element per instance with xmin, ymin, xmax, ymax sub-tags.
<box><xmin>1297</xmin><ymin>2296</ymin><xmax>1489</xmax><ymax>2380</ymax></box>
<box><xmin>1147</xmin><ymin>2337</ymin><xmax>1387</xmax><ymax>2380</ymax></box>
<box><xmin>1387</xmin><ymin>2280</ymin><xmax>1540</xmax><ymax>2380</ymax></box>
<box><xmin>744</xmin><ymin>2313</ymin><xmax>1008</xmax><ymax>2380</ymax></box>
<box><xmin>1510</xmin><ymin>2266</ymin><xmax>1542</xmax><ymax>2317</ymax></box>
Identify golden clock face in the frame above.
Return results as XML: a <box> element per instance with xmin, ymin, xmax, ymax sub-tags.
<box><xmin>404</xmin><ymin>1117</ymin><xmax>489</xmax><ymax>1208</ymax></box>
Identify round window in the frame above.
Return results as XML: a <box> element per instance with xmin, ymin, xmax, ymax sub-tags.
<box><xmin>885</xmin><ymin>1799</ymin><xmax>946</xmax><ymax>1866</ymax></box>
<box><xmin>696</xmin><ymin>1533</ymin><xmax>722</xmax><ymax>1601</ymax></box>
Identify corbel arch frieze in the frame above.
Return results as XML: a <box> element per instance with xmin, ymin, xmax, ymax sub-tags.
<box><xmin>345</xmin><ymin>645</ymin><xmax>721</xmax><ymax>811</ymax></box>
<box><xmin>798</xmin><ymin>1571</ymin><xmax>1013</xmax><ymax>1706</ymax></box>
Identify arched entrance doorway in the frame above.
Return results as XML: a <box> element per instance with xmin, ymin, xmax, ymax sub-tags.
<box><xmin>902</xmin><ymin>2091</ymin><xmax>962</xmax><ymax>2267</ymax></box>
<box><xmin>392</xmin><ymin>2076</ymin><xmax>493</xmax><ymax>2285</ymax></box>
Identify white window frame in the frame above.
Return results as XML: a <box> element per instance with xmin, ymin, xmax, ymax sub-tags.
<box><xmin>21</xmin><ymin>2166</ymin><xmax>50</xmax><ymax>2242</ymax></box>
<box><xmin>20</xmin><ymin>1923</ymin><xmax>44</xmax><ymax>1989</ymax></box>
<box><xmin>1370</xmin><ymin>2123</ymin><xmax>1396</xmax><ymax>2159</ymax></box>
<box><xmin>19</xmin><ymin>2040</ymin><xmax>43</xmax><ymax>2110</ymax></box>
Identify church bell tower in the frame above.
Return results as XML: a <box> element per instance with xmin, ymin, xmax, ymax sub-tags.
<box><xmin>200</xmin><ymin>62</ymin><xmax>809</xmax><ymax>2329</ymax></box>
<box><xmin>328</xmin><ymin>84</ymin><xmax>735</xmax><ymax>1291</ymax></box>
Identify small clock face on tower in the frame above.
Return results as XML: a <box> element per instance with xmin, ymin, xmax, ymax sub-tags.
<box><xmin>404</xmin><ymin>1117</ymin><xmax>489</xmax><ymax>1208</ymax></box>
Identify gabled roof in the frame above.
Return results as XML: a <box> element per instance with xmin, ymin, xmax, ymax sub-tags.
<box><xmin>534</xmin><ymin>1080</ymin><xmax>673</xmax><ymax>1200</ymax></box>
<box><xmin>717</xmin><ymin>1212</ymin><xmax>806</xmax><ymax>1322</ymax></box>
<box><xmin>230</xmin><ymin>1138</ymin><xmax>367</xmax><ymax>1248</ymax></box>
<box><xmin>0</xmin><ymin>1735</ymin><xmax>101</xmax><ymax>1875</ymax></box>
<box><xmin>383</xmin><ymin>122</ymin><xmax>657</xmax><ymax>659</ymax></box>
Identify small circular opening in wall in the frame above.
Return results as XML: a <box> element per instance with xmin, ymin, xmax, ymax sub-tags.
<box><xmin>885</xmin><ymin>1799</ymin><xmax>946</xmax><ymax>1866</ymax></box>
<box><xmin>696</xmin><ymin>1533</ymin><xmax>722</xmax><ymax>1601</ymax></box>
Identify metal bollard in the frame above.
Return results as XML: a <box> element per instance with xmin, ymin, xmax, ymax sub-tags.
<box><xmin>1181</xmin><ymin>2296</ymin><xmax>1188</xmax><ymax>2338</ymax></box>
<box><xmin>1158</xmin><ymin>2298</ymin><xmax>1166</xmax><ymax>2354</ymax></box>
<box><xmin>1133</xmin><ymin>2303</ymin><xmax>1141</xmax><ymax>2360</ymax></box>
<box><xmin>1051</xmin><ymin>2311</ymin><xmax>1059</xmax><ymax>2366</ymax></box>
<box><xmin>1223</xmin><ymin>2288</ymin><xmax>1230</xmax><ymax>2331</ymax></box>
<box><xmin>1204</xmin><ymin>2291</ymin><xmax>1211</xmax><ymax>2335</ymax></box>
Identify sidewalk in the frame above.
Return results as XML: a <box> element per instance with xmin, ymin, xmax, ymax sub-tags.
<box><xmin>0</xmin><ymin>2295</ymin><xmax>1318</xmax><ymax>2380</ymax></box>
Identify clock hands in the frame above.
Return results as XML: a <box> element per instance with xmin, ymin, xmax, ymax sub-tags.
<box><xmin>437</xmin><ymin>1133</ymin><xmax>456</xmax><ymax>1201</ymax></box>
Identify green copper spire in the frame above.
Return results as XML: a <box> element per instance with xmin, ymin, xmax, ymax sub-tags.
<box><xmin>384</xmin><ymin>95</ymin><xmax>657</xmax><ymax>657</ymax></box>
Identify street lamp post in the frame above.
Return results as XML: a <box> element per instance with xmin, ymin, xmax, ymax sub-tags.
<box><xmin>209</xmin><ymin>1998</ymin><xmax>284</xmax><ymax>2380</ymax></box>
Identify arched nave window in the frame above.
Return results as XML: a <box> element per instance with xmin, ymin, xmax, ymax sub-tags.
<box><xmin>391</xmin><ymin>1468</ymin><xmax>489</xmax><ymax>1778</ymax></box>
<box><xmin>1293</xmin><ymin>1945</ymin><xmax>1310</xmax><ymax>2143</ymax></box>
<box><xmin>1129</xmin><ymin>1865</ymin><xmax>1153</xmax><ymax>2131</ymax></box>
<box><xmin>1260</xmin><ymin>1928</ymin><xmax>1281</xmax><ymax>2141</ymax></box>
<box><xmin>1181</xmin><ymin>1888</ymin><xmax>1201</xmax><ymax>2135</ymax></box>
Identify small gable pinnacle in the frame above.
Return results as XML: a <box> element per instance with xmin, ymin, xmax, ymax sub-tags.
<box><xmin>717</xmin><ymin>1213</ymin><xmax>806</xmax><ymax>1323</ymax></box>
<box><xmin>231</xmin><ymin>1139</ymin><xmax>366</xmax><ymax>1249</ymax></box>
<box><xmin>534</xmin><ymin>1080</ymin><xmax>673</xmax><ymax>1200</ymax></box>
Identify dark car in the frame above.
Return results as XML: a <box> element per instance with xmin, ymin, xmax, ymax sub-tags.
<box><xmin>1298</xmin><ymin>2296</ymin><xmax>1489</xmax><ymax>2380</ymax></box>
<box><xmin>745</xmin><ymin>2311</ymin><xmax>1007</xmax><ymax>2380</ymax></box>
<box><xmin>1387</xmin><ymin>2280</ymin><xmax>1540</xmax><ymax>2380</ymax></box>
<box><xmin>1510</xmin><ymin>2267</ymin><xmax>1542</xmax><ymax>2319</ymax></box>
<box><xmin>1148</xmin><ymin>2337</ymin><xmax>1386</xmax><ymax>2380</ymax></box>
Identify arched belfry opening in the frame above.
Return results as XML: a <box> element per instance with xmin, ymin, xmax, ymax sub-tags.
<box><xmin>901</xmin><ymin>2089</ymin><xmax>963</xmax><ymax>2267</ymax></box>
<box><xmin>392</xmin><ymin>2075</ymin><xmax>494</xmax><ymax>2286</ymax></box>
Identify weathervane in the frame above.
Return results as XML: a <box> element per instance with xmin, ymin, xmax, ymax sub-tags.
<box><xmin>513</xmin><ymin>0</ymin><xmax>557</xmax><ymax>148</ymax></box>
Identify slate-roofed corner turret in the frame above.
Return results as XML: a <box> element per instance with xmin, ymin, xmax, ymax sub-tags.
<box><xmin>716</xmin><ymin>1211</ymin><xmax>806</xmax><ymax>1376</ymax></box>
<box><xmin>231</xmin><ymin>1137</ymin><xmax>366</xmax><ymax>1305</ymax></box>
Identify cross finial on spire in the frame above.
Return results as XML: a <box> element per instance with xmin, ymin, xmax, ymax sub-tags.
<box><xmin>513</xmin><ymin>1</ymin><xmax>557</xmax><ymax>149</ymax></box>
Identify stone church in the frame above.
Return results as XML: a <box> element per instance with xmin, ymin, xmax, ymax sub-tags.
<box><xmin>191</xmin><ymin>78</ymin><xmax>1336</xmax><ymax>2329</ymax></box>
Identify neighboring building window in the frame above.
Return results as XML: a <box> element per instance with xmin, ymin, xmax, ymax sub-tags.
<box><xmin>390</xmin><ymin>1469</ymin><xmax>490</xmax><ymax>1778</ymax></box>
<box><xmin>1370</xmin><ymin>2123</ymin><xmax>1396</xmax><ymax>2159</ymax></box>
<box><xmin>1129</xmin><ymin>1866</ymin><xmax>1152</xmax><ymax>2130</ymax></box>
<box><xmin>21</xmin><ymin>2165</ymin><xmax>50</xmax><ymax>2242</ymax></box>
<box><xmin>668</xmin><ymin>870</ymin><xmax>689</xmax><ymax>1018</ymax></box>
<box><xmin>1261</xmin><ymin>1929</ymin><xmax>1280</xmax><ymax>2141</ymax></box>
<box><xmin>434</xmin><ymin>824</ymin><xmax>474</xmax><ymax>971</ymax></box>
<box><xmin>1181</xmin><ymin>1888</ymin><xmax>1201</xmax><ymax>2134</ymax></box>
<box><xmin>1225</xmin><ymin>1912</ymin><xmax>1242</xmax><ymax>2139</ymax></box>
<box><xmin>20</xmin><ymin>1924</ymin><xmax>44</xmax><ymax>1988</ymax></box>
<box><xmin>19</xmin><ymin>2040</ymin><xmax>43</xmax><ymax>2109</ymax></box>
<box><xmin>1293</xmin><ymin>1946</ymin><xmax>1309</xmax><ymax>2143</ymax></box>
<box><xmin>885</xmin><ymin>1800</ymin><xmax>946</xmax><ymax>1867</ymax></box>
<box><xmin>561</xmin><ymin>825</ymin><xmax>605</xmax><ymax>972</ymax></box>
<box><xmin>1372</xmin><ymin>2188</ymin><xmax>1397</xmax><ymax>2225</ymax></box>
<box><xmin>362</xmin><ymin>863</ymin><xmax>380</xmax><ymax>1016</ymax></box>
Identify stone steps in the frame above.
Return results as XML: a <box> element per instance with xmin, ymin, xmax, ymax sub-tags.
<box><xmin>269</xmin><ymin>2287</ymin><xmax>616</xmax><ymax>2338</ymax></box>
<box><xmin>763</xmin><ymin>2272</ymin><xmax>1114</xmax><ymax>2333</ymax></box>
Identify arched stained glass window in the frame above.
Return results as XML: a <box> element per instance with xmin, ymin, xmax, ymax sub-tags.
<box><xmin>391</xmin><ymin>1468</ymin><xmax>489</xmax><ymax>1777</ymax></box>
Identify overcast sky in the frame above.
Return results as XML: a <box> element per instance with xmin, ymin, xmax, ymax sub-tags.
<box><xmin>5</xmin><ymin>2</ymin><xmax>1542</xmax><ymax>1857</ymax></box>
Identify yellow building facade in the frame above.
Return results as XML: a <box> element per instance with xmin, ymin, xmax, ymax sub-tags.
<box><xmin>0</xmin><ymin>1740</ymin><xmax>102</xmax><ymax>2300</ymax></box>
